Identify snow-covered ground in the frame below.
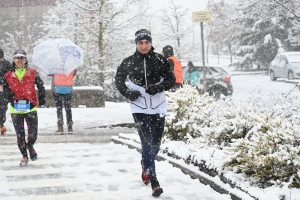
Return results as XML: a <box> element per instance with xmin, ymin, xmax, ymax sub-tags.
<box><xmin>1</xmin><ymin>102</ymin><xmax>232</xmax><ymax>200</ymax></box>
<box><xmin>0</xmin><ymin>142</ymin><xmax>232</xmax><ymax>200</ymax></box>
<box><xmin>2</xmin><ymin>56</ymin><xmax>300</xmax><ymax>199</ymax></box>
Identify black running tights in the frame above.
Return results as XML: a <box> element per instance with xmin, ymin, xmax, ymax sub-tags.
<box><xmin>11</xmin><ymin>112</ymin><xmax>38</xmax><ymax>158</ymax></box>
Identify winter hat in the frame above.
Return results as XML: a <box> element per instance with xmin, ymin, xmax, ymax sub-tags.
<box><xmin>13</xmin><ymin>49</ymin><xmax>27</xmax><ymax>58</ymax></box>
<box><xmin>0</xmin><ymin>49</ymin><xmax>3</xmax><ymax>58</ymax></box>
<box><xmin>135</xmin><ymin>29</ymin><xmax>152</xmax><ymax>44</ymax></box>
<box><xmin>162</xmin><ymin>45</ymin><xmax>174</xmax><ymax>58</ymax></box>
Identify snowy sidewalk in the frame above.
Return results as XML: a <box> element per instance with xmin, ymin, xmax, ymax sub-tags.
<box><xmin>0</xmin><ymin>126</ymin><xmax>134</xmax><ymax>145</ymax></box>
<box><xmin>0</xmin><ymin>142</ymin><xmax>232</xmax><ymax>200</ymax></box>
<box><xmin>0</xmin><ymin>102</ymin><xmax>254</xmax><ymax>200</ymax></box>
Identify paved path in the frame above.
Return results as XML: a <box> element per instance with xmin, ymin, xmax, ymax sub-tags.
<box><xmin>0</xmin><ymin>142</ymin><xmax>232</xmax><ymax>200</ymax></box>
<box><xmin>0</xmin><ymin>126</ymin><xmax>135</xmax><ymax>144</ymax></box>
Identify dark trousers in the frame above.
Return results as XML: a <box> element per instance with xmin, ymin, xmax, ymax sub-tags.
<box><xmin>0</xmin><ymin>93</ymin><xmax>8</xmax><ymax>127</ymax></box>
<box><xmin>132</xmin><ymin>113</ymin><xmax>165</xmax><ymax>180</ymax></box>
<box><xmin>0</xmin><ymin>104</ymin><xmax>7</xmax><ymax>127</ymax></box>
<box><xmin>11</xmin><ymin>112</ymin><xmax>38</xmax><ymax>158</ymax></box>
<box><xmin>53</xmin><ymin>92</ymin><xmax>73</xmax><ymax>124</ymax></box>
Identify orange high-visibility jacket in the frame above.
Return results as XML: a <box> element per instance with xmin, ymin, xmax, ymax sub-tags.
<box><xmin>167</xmin><ymin>56</ymin><xmax>183</xmax><ymax>84</ymax></box>
<box><xmin>54</xmin><ymin>70</ymin><xmax>75</xmax><ymax>86</ymax></box>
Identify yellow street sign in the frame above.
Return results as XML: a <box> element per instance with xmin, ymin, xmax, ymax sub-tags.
<box><xmin>192</xmin><ymin>11</ymin><xmax>211</xmax><ymax>22</ymax></box>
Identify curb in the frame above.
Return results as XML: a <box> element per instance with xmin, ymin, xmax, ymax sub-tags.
<box><xmin>276</xmin><ymin>79</ymin><xmax>299</xmax><ymax>84</ymax></box>
<box><xmin>1</xmin><ymin>125</ymin><xmax>135</xmax><ymax>145</ymax></box>
<box><xmin>86</xmin><ymin>123</ymin><xmax>136</xmax><ymax>129</ymax></box>
<box><xmin>111</xmin><ymin>135</ymin><xmax>255</xmax><ymax>200</ymax></box>
<box><xmin>231</xmin><ymin>72</ymin><xmax>267</xmax><ymax>76</ymax></box>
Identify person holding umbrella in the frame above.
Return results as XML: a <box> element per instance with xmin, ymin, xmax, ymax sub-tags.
<box><xmin>0</xmin><ymin>48</ymin><xmax>13</xmax><ymax>135</ymax></box>
<box><xmin>115</xmin><ymin>29</ymin><xmax>175</xmax><ymax>197</ymax></box>
<box><xmin>32</xmin><ymin>38</ymin><xmax>83</xmax><ymax>134</ymax></box>
<box><xmin>4</xmin><ymin>49</ymin><xmax>46</xmax><ymax>165</ymax></box>
<box><xmin>50</xmin><ymin>70</ymin><xmax>76</xmax><ymax>134</ymax></box>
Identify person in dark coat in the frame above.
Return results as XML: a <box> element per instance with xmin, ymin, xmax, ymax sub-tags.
<box><xmin>115</xmin><ymin>29</ymin><xmax>175</xmax><ymax>197</ymax></box>
<box><xmin>0</xmin><ymin>48</ymin><xmax>13</xmax><ymax>135</ymax></box>
<box><xmin>4</xmin><ymin>49</ymin><xmax>46</xmax><ymax>166</ymax></box>
<box><xmin>162</xmin><ymin>45</ymin><xmax>183</xmax><ymax>90</ymax></box>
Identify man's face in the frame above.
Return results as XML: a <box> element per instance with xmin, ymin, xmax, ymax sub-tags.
<box><xmin>136</xmin><ymin>40</ymin><xmax>151</xmax><ymax>55</ymax></box>
<box><xmin>13</xmin><ymin>57</ymin><xmax>27</xmax><ymax>68</ymax></box>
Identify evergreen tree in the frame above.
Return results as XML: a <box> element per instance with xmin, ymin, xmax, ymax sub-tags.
<box><xmin>230</xmin><ymin>0</ymin><xmax>300</xmax><ymax>70</ymax></box>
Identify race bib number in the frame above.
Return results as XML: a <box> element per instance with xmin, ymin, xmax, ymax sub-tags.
<box><xmin>0</xmin><ymin>85</ymin><xmax>3</xmax><ymax>92</ymax></box>
<box><xmin>14</xmin><ymin>100</ymin><xmax>30</xmax><ymax>112</ymax></box>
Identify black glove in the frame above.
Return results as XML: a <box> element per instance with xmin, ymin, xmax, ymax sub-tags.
<box><xmin>145</xmin><ymin>84</ymin><xmax>164</xmax><ymax>95</ymax></box>
<box><xmin>126</xmin><ymin>90</ymin><xmax>141</xmax><ymax>101</ymax></box>
<box><xmin>39</xmin><ymin>99</ymin><xmax>46</xmax><ymax>107</ymax></box>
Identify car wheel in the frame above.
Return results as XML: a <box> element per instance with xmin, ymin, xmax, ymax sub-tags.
<box><xmin>288</xmin><ymin>70</ymin><xmax>294</xmax><ymax>80</ymax></box>
<box><xmin>270</xmin><ymin>71</ymin><xmax>277</xmax><ymax>81</ymax></box>
<box><xmin>208</xmin><ymin>86</ymin><xmax>227</xmax><ymax>99</ymax></box>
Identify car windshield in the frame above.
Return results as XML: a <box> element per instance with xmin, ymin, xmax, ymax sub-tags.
<box><xmin>286</xmin><ymin>54</ymin><xmax>300</xmax><ymax>63</ymax></box>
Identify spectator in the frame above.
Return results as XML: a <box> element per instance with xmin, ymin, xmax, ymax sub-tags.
<box><xmin>183</xmin><ymin>61</ymin><xmax>201</xmax><ymax>87</ymax></box>
<box><xmin>162</xmin><ymin>45</ymin><xmax>183</xmax><ymax>90</ymax></box>
<box><xmin>4</xmin><ymin>49</ymin><xmax>46</xmax><ymax>165</ymax></box>
<box><xmin>51</xmin><ymin>70</ymin><xmax>76</xmax><ymax>134</ymax></box>
<box><xmin>0</xmin><ymin>48</ymin><xmax>13</xmax><ymax>135</ymax></box>
<box><xmin>115</xmin><ymin>29</ymin><xmax>175</xmax><ymax>197</ymax></box>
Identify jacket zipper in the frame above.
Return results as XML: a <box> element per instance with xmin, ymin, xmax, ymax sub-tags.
<box><xmin>144</xmin><ymin>58</ymin><xmax>150</xmax><ymax>114</ymax></box>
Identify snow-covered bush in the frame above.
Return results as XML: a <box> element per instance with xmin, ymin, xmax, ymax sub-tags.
<box><xmin>165</xmin><ymin>84</ymin><xmax>216</xmax><ymax>141</ymax></box>
<box><xmin>165</xmin><ymin>84</ymin><xmax>251</xmax><ymax>146</ymax></box>
<box><xmin>224</xmin><ymin>114</ymin><xmax>300</xmax><ymax>188</ymax></box>
<box><xmin>164</xmin><ymin>84</ymin><xmax>300</xmax><ymax>188</ymax></box>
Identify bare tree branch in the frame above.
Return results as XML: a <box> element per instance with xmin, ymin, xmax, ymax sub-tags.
<box><xmin>273</xmin><ymin>0</ymin><xmax>300</xmax><ymax>18</ymax></box>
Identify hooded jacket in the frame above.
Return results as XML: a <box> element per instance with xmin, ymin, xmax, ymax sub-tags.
<box><xmin>115</xmin><ymin>47</ymin><xmax>175</xmax><ymax>114</ymax></box>
<box><xmin>184</xmin><ymin>61</ymin><xmax>201</xmax><ymax>86</ymax></box>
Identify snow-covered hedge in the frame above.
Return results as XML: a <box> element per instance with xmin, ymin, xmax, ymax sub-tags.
<box><xmin>164</xmin><ymin>84</ymin><xmax>300</xmax><ymax>188</ymax></box>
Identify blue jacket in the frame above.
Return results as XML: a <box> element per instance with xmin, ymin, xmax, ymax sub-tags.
<box><xmin>184</xmin><ymin>68</ymin><xmax>200</xmax><ymax>86</ymax></box>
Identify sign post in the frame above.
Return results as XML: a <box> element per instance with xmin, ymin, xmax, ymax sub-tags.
<box><xmin>192</xmin><ymin>11</ymin><xmax>211</xmax><ymax>93</ymax></box>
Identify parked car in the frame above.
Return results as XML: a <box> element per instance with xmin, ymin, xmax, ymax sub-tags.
<box><xmin>182</xmin><ymin>64</ymin><xmax>233</xmax><ymax>98</ymax></box>
<box><xmin>269</xmin><ymin>52</ymin><xmax>300</xmax><ymax>81</ymax></box>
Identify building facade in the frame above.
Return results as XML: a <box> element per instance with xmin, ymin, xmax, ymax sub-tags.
<box><xmin>0</xmin><ymin>0</ymin><xmax>56</xmax><ymax>57</ymax></box>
